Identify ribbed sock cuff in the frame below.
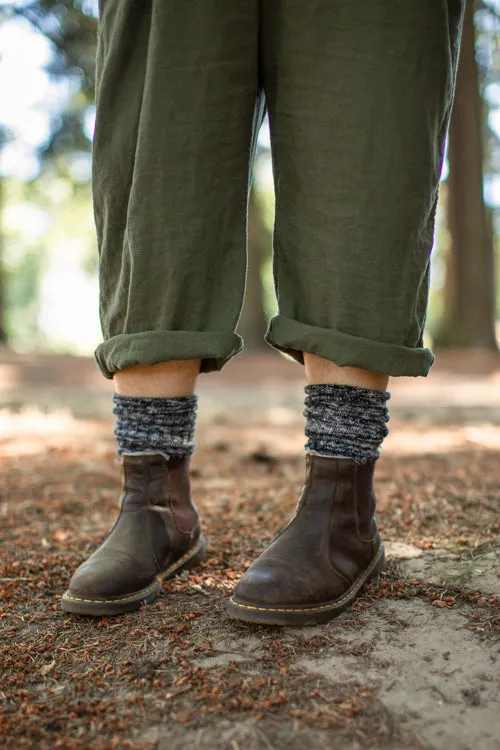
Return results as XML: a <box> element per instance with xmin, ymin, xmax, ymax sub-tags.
<box><xmin>304</xmin><ymin>384</ymin><xmax>390</xmax><ymax>463</ymax></box>
<box><xmin>113</xmin><ymin>393</ymin><xmax>198</xmax><ymax>457</ymax></box>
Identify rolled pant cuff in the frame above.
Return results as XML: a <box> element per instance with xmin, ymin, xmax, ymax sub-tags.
<box><xmin>265</xmin><ymin>315</ymin><xmax>434</xmax><ymax>377</ymax></box>
<box><xmin>95</xmin><ymin>330</ymin><xmax>243</xmax><ymax>379</ymax></box>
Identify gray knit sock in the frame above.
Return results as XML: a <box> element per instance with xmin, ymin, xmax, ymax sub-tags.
<box><xmin>113</xmin><ymin>393</ymin><xmax>197</xmax><ymax>457</ymax></box>
<box><xmin>304</xmin><ymin>384</ymin><xmax>390</xmax><ymax>463</ymax></box>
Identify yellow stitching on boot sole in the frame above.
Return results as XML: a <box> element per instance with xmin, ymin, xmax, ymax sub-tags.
<box><xmin>62</xmin><ymin>539</ymin><xmax>204</xmax><ymax>605</ymax></box>
<box><xmin>229</xmin><ymin>548</ymin><xmax>384</xmax><ymax>615</ymax></box>
<box><xmin>63</xmin><ymin>579</ymin><xmax>159</xmax><ymax>605</ymax></box>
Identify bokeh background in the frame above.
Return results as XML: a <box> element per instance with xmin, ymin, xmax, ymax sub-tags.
<box><xmin>0</xmin><ymin>0</ymin><xmax>500</xmax><ymax>358</ymax></box>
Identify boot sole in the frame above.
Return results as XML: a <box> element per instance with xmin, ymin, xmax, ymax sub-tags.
<box><xmin>60</xmin><ymin>536</ymin><xmax>207</xmax><ymax>617</ymax></box>
<box><xmin>226</xmin><ymin>544</ymin><xmax>386</xmax><ymax>626</ymax></box>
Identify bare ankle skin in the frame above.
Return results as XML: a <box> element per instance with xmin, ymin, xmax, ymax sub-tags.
<box><xmin>113</xmin><ymin>360</ymin><xmax>201</xmax><ymax>398</ymax></box>
<box><xmin>304</xmin><ymin>353</ymin><xmax>389</xmax><ymax>391</ymax></box>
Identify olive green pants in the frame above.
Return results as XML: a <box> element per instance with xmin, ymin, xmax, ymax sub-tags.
<box><xmin>93</xmin><ymin>0</ymin><xmax>464</xmax><ymax>379</ymax></box>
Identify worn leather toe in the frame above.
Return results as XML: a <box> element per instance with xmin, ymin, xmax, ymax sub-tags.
<box><xmin>68</xmin><ymin>550</ymin><xmax>154</xmax><ymax>599</ymax></box>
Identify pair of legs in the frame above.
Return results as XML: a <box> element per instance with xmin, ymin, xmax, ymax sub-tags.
<box><xmin>93</xmin><ymin>0</ymin><xmax>460</xmax><ymax>380</ymax></box>
<box><xmin>61</xmin><ymin>0</ymin><xmax>464</xmax><ymax>622</ymax></box>
<box><xmin>105</xmin><ymin>0</ymin><xmax>455</xmax><ymax>395</ymax></box>
<box><xmin>113</xmin><ymin>358</ymin><xmax>387</xmax><ymax>398</ymax></box>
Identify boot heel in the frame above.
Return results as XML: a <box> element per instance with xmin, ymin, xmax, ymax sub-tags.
<box><xmin>162</xmin><ymin>535</ymin><xmax>207</xmax><ymax>581</ymax></box>
<box><xmin>370</xmin><ymin>545</ymin><xmax>386</xmax><ymax>579</ymax></box>
<box><xmin>181</xmin><ymin>535</ymin><xmax>207</xmax><ymax>572</ymax></box>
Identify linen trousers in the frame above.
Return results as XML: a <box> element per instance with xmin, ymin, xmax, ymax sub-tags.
<box><xmin>93</xmin><ymin>0</ymin><xmax>465</xmax><ymax>379</ymax></box>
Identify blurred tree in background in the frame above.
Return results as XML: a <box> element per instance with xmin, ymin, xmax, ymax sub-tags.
<box><xmin>434</xmin><ymin>0</ymin><xmax>499</xmax><ymax>349</ymax></box>
<box><xmin>0</xmin><ymin>0</ymin><xmax>499</xmax><ymax>356</ymax></box>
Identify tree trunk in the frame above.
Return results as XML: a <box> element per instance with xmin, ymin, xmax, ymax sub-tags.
<box><xmin>434</xmin><ymin>1</ymin><xmax>497</xmax><ymax>349</ymax></box>
<box><xmin>237</xmin><ymin>188</ymin><xmax>270</xmax><ymax>350</ymax></box>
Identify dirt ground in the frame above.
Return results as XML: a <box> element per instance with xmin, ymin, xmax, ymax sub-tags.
<box><xmin>1</xmin><ymin>350</ymin><xmax>499</xmax><ymax>749</ymax></box>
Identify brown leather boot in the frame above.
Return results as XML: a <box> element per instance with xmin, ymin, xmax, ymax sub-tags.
<box><xmin>227</xmin><ymin>455</ymin><xmax>385</xmax><ymax>626</ymax></box>
<box><xmin>61</xmin><ymin>453</ymin><xmax>205</xmax><ymax>616</ymax></box>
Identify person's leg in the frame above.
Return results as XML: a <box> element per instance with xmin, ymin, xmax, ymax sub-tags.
<box><xmin>111</xmin><ymin>360</ymin><xmax>201</xmax><ymax>468</ymax></box>
<box><xmin>262</xmin><ymin>0</ymin><xmax>464</xmax><ymax>375</ymax></box>
<box><xmin>228</xmin><ymin>0</ymin><xmax>465</xmax><ymax>625</ymax></box>
<box><xmin>62</xmin><ymin>0</ymin><xmax>261</xmax><ymax>616</ymax></box>
<box><xmin>304</xmin><ymin>356</ymin><xmax>389</xmax><ymax>391</ymax></box>
<box><xmin>93</xmin><ymin>1</ymin><xmax>261</xmax><ymax>379</ymax></box>
<box><xmin>114</xmin><ymin>361</ymin><xmax>201</xmax><ymax>399</ymax></box>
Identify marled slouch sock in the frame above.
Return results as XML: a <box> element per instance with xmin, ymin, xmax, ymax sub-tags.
<box><xmin>113</xmin><ymin>393</ymin><xmax>198</xmax><ymax>457</ymax></box>
<box><xmin>304</xmin><ymin>384</ymin><xmax>390</xmax><ymax>463</ymax></box>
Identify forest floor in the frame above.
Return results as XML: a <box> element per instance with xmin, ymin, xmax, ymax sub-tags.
<box><xmin>1</xmin><ymin>348</ymin><xmax>499</xmax><ymax>750</ymax></box>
